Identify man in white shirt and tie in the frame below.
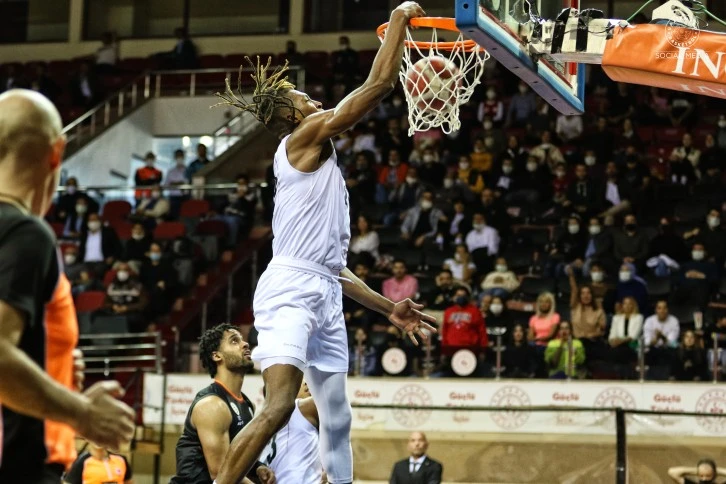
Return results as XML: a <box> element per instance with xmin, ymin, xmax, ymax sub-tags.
<box><xmin>389</xmin><ymin>431</ymin><xmax>442</xmax><ymax>484</ymax></box>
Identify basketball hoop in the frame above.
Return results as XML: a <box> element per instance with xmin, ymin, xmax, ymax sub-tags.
<box><xmin>377</xmin><ymin>17</ymin><xmax>489</xmax><ymax>135</ymax></box>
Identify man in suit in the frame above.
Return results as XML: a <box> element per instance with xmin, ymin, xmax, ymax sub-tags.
<box><xmin>389</xmin><ymin>431</ymin><xmax>443</xmax><ymax>484</ymax></box>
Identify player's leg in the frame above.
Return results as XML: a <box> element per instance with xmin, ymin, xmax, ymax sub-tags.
<box><xmin>216</xmin><ymin>360</ymin><xmax>303</xmax><ymax>484</ymax></box>
<box><xmin>304</xmin><ymin>367</ymin><xmax>353</xmax><ymax>484</ymax></box>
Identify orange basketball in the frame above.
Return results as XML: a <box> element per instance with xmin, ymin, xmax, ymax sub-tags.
<box><xmin>405</xmin><ymin>55</ymin><xmax>461</xmax><ymax>111</ymax></box>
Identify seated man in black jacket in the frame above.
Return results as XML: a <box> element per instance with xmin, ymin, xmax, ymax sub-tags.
<box><xmin>389</xmin><ymin>432</ymin><xmax>443</xmax><ymax>484</ymax></box>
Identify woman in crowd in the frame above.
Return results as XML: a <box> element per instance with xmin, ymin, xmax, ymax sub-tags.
<box><xmin>567</xmin><ymin>266</ymin><xmax>606</xmax><ymax>364</ymax></box>
<box><xmin>504</xmin><ymin>323</ymin><xmax>537</xmax><ymax>378</ymax></box>
<box><xmin>608</xmin><ymin>296</ymin><xmax>643</xmax><ymax>378</ymax></box>
<box><xmin>349</xmin><ymin>214</ymin><xmax>380</xmax><ymax>263</ymax></box>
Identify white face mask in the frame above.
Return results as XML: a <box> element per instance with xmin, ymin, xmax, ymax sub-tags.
<box><xmin>518</xmin><ymin>86</ymin><xmax>528</xmax><ymax>94</ymax></box>
<box><xmin>420</xmin><ymin>200</ymin><xmax>433</xmax><ymax>210</ymax></box>
<box><xmin>66</xmin><ymin>186</ymin><xmax>77</xmax><ymax>195</ymax></box>
<box><xmin>75</xmin><ymin>204</ymin><xmax>87</xmax><ymax>214</ymax></box>
<box><xmin>619</xmin><ymin>271</ymin><xmax>632</xmax><ymax>282</ymax></box>
<box><xmin>495</xmin><ymin>264</ymin><xmax>507</xmax><ymax>273</ymax></box>
<box><xmin>459</xmin><ymin>161</ymin><xmax>470</xmax><ymax>170</ymax></box>
<box><xmin>589</xmin><ymin>225</ymin><xmax>601</xmax><ymax>235</ymax></box>
<box><xmin>555</xmin><ymin>170</ymin><xmax>566</xmax><ymax>178</ymax></box>
<box><xmin>64</xmin><ymin>254</ymin><xmax>77</xmax><ymax>265</ymax></box>
<box><xmin>392</xmin><ymin>98</ymin><xmax>403</xmax><ymax>108</ymax></box>
<box><xmin>568</xmin><ymin>224</ymin><xmax>580</xmax><ymax>234</ymax></box>
<box><xmin>502</xmin><ymin>165</ymin><xmax>513</xmax><ymax>175</ymax></box>
<box><xmin>490</xmin><ymin>303</ymin><xmax>503</xmax><ymax>315</ymax></box>
<box><xmin>483</xmin><ymin>121</ymin><xmax>493</xmax><ymax>130</ymax></box>
<box><xmin>406</xmin><ymin>176</ymin><xmax>417</xmax><ymax>185</ymax></box>
<box><xmin>422</xmin><ymin>154</ymin><xmax>434</xmax><ymax>163</ymax></box>
<box><xmin>486</xmin><ymin>90</ymin><xmax>496</xmax><ymax>100</ymax></box>
<box><xmin>117</xmin><ymin>270</ymin><xmax>129</xmax><ymax>282</ymax></box>
<box><xmin>719</xmin><ymin>120</ymin><xmax>726</xmax><ymax>129</ymax></box>
<box><xmin>87</xmin><ymin>221</ymin><xmax>101</xmax><ymax>231</ymax></box>
<box><xmin>176</xmin><ymin>157</ymin><xmax>185</xmax><ymax>166</ymax></box>
<box><xmin>591</xmin><ymin>271</ymin><xmax>604</xmax><ymax>283</ymax></box>
<box><xmin>584</xmin><ymin>155</ymin><xmax>596</xmax><ymax>166</ymax></box>
<box><xmin>526</xmin><ymin>161</ymin><xmax>538</xmax><ymax>172</ymax></box>
<box><xmin>131</xmin><ymin>232</ymin><xmax>144</xmax><ymax>241</ymax></box>
<box><xmin>473</xmin><ymin>223</ymin><xmax>485</xmax><ymax>231</ymax></box>
<box><xmin>443</xmin><ymin>179</ymin><xmax>454</xmax><ymax>189</ymax></box>
<box><xmin>484</xmin><ymin>137</ymin><xmax>494</xmax><ymax>148</ymax></box>
<box><xmin>708</xmin><ymin>216</ymin><xmax>720</xmax><ymax>228</ymax></box>
<box><xmin>692</xmin><ymin>250</ymin><xmax>705</xmax><ymax>261</ymax></box>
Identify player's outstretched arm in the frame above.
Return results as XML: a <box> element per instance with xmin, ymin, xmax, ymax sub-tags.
<box><xmin>340</xmin><ymin>268</ymin><xmax>436</xmax><ymax>345</ymax></box>
<box><xmin>0</xmin><ymin>300</ymin><xmax>135</xmax><ymax>450</ymax></box>
<box><xmin>291</xmin><ymin>2</ymin><xmax>425</xmax><ymax>146</ymax></box>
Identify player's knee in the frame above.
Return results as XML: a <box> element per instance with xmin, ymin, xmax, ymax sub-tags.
<box><xmin>322</xmin><ymin>400</ymin><xmax>352</xmax><ymax>434</ymax></box>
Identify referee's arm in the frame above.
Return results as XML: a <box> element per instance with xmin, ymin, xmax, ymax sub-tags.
<box><xmin>0</xmin><ymin>300</ymin><xmax>89</xmax><ymax>427</ymax></box>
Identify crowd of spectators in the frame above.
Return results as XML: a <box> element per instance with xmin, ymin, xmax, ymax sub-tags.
<box><xmin>332</xmin><ymin>61</ymin><xmax>726</xmax><ymax>382</ymax></box>
<box><xmin>46</xmin><ymin>142</ymin><xmax>257</xmax><ymax>334</ymax></box>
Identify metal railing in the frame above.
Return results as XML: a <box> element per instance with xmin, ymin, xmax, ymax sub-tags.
<box><xmin>61</xmin><ymin>65</ymin><xmax>305</xmax><ymax>157</ymax></box>
<box><xmin>78</xmin><ymin>331</ymin><xmax>165</xmax><ymax>375</ymax></box>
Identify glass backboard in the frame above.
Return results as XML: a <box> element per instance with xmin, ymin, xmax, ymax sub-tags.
<box><xmin>455</xmin><ymin>0</ymin><xmax>586</xmax><ymax>114</ymax></box>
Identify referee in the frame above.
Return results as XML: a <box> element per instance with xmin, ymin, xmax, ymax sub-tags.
<box><xmin>0</xmin><ymin>89</ymin><xmax>135</xmax><ymax>483</ymax></box>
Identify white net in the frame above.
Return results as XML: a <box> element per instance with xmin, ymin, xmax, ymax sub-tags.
<box><xmin>394</xmin><ymin>25</ymin><xmax>489</xmax><ymax>136</ymax></box>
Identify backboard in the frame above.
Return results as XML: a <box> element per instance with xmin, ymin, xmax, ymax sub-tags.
<box><xmin>455</xmin><ymin>0</ymin><xmax>586</xmax><ymax>115</ymax></box>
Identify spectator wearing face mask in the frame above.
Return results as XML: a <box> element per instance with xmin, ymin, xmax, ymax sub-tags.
<box><xmin>551</xmin><ymin>162</ymin><xmax>571</xmax><ymax>205</ymax></box>
<box><xmin>456</xmin><ymin>155</ymin><xmax>485</xmax><ymax>195</ymax></box>
<box><xmin>465</xmin><ymin>212</ymin><xmax>500</xmax><ymax>257</ymax></box>
<box><xmin>474</xmin><ymin>119</ymin><xmax>505</xmax><ymax>158</ymax></box>
<box><xmin>441</xmin><ymin>285</ymin><xmax>488</xmax><ymax>369</ymax></box>
<box><xmin>63</xmin><ymin>196</ymin><xmax>91</xmax><ymax>238</ymax></box>
<box><xmin>416</xmin><ymin>148</ymin><xmax>446</xmax><ymax>189</ymax></box>
<box><xmin>134</xmin><ymin>188</ymin><xmax>170</xmax><ymax>227</ymax></box>
<box><xmin>613</xmin><ymin>214</ymin><xmax>649</xmax><ymax>269</ymax></box>
<box><xmin>123</xmin><ymin>223</ymin><xmax>152</xmax><ymax>273</ymax></box>
<box><xmin>563</xmin><ymin>163</ymin><xmax>602</xmax><ymax>218</ymax></box>
<box><xmin>615</xmin><ymin>263</ymin><xmax>649</xmax><ymax>318</ymax></box>
<box><xmin>141</xmin><ymin>242</ymin><xmax>177</xmax><ymax>321</ymax></box>
<box><xmin>377</xmin><ymin>149</ymin><xmax>408</xmax><ymax>200</ymax></box>
<box><xmin>437</xmin><ymin>175</ymin><xmax>474</xmax><ymax>210</ymax></box>
<box><xmin>134</xmin><ymin>151</ymin><xmax>163</xmax><ymax>202</ymax></box>
<box><xmin>62</xmin><ymin>246</ymin><xmax>86</xmax><ymax>288</ymax></box>
<box><xmin>530</xmin><ymin>131</ymin><xmax>565</xmax><ymax>173</ymax></box>
<box><xmin>672</xmin><ymin>243</ymin><xmax>719</xmax><ymax>308</ymax></box>
<box><xmin>505</xmin><ymin>82</ymin><xmax>537</xmax><ymax>128</ymax></box>
<box><xmin>480</xmin><ymin>257</ymin><xmax>519</xmax><ymax>298</ymax></box>
<box><xmin>668</xmin><ymin>457</ymin><xmax>725</xmax><ymax>484</ymax></box>
<box><xmin>477</xmin><ymin>87</ymin><xmax>504</xmax><ymax>126</ymax></box>
<box><xmin>684</xmin><ymin>209</ymin><xmax>726</xmax><ymax>267</ymax></box>
<box><xmin>442</xmin><ymin>244</ymin><xmax>476</xmax><ymax>284</ymax></box>
<box><xmin>79</xmin><ymin>212</ymin><xmax>121</xmax><ymax>277</ymax></box>
<box><xmin>219</xmin><ymin>174</ymin><xmax>256</xmax><ymax>246</ymax></box>
<box><xmin>548</xmin><ymin>215</ymin><xmax>587</xmax><ymax>278</ymax></box>
<box><xmin>490</xmin><ymin>157</ymin><xmax>516</xmax><ymax>198</ymax></box>
<box><xmin>587</xmin><ymin>262</ymin><xmax>616</xmax><ymax>313</ymax></box>
<box><xmin>102</xmin><ymin>262</ymin><xmax>148</xmax><ymax>332</ymax></box>
<box><xmin>484</xmin><ymin>296</ymin><xmax>512</xmax><ymax>331</ymax></box>
<box><xmin>387</xmin><ymin>167</ymin><xmax>424</xmax><ymax>225</ymax></box>
<box><xmin>55</xmin><ymin>177</ymin><xmax>98</xmax><ymax>223</ymax></box>
<box><xmin>400</xmin><ymin>190</ymin><xmax>447</xmax><ymax>248</ymax></box>
<box><xmin>583</xmin><ymin>218</ymin><xmax>614</xmax><ymax>275</ymax></box>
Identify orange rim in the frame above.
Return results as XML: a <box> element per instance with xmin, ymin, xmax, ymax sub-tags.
<box><xmin>376</xmin><ymin>17</ymin><xmax>483</xmax><ymax>52</ymax></box>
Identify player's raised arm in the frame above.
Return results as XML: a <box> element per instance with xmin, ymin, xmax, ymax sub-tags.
<box><xmin>292</xmin><ymin>2</ymin><xmax>425</xmax><ymax>146</ymax></box>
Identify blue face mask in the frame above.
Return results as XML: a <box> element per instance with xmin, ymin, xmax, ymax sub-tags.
<box><xmin>150</xmin><ymin>252</ymin><xmax>162</xmax><ymax>262</ymax></box>
<box><xmin>455</xmin><ymin>296</ymin><xmax>468</xmax><ymax>306</ymax></box>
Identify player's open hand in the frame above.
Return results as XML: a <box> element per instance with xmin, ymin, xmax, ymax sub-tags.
<box><xmin>392</xmin><ymin>1</ymin><xmax>426</xmax><ymax>22</ymax></box>
<box><xmin>388</xmin><ymin>298</ymin><xmax>438</xmax><ymax>345</ymax></box>
<box><xmin>256</xmin><ymin>465</ymin><xmax>277</xmax><ymax>484</ymax></box>
<box><xmin>77</xmin><ymin>380</ymin><xmax>136</xmax><ymax>451</ymax></box>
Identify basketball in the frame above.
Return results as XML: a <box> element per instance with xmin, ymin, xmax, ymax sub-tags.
<box><xmin>404</xmin><ymin>55</ymin><xmax>461</xmax><ymax>111</ymax></box>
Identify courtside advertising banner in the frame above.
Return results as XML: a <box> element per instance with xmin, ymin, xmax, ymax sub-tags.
<box><xmin>144</xmin><ymin>374</ymin><xmax>725</xmax><ymax>437</ymax></box>
<box><xmin>602</xmin><ymin>23</ymin><xmax>726</xmax><ymax>99</ymax></box>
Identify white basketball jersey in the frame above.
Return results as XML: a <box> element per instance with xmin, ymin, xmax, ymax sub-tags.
<box><xmin>271</xmin><ymin>135</ymin><xmax>351</xmax><ymax>272</ymax></box>
<box><xmin>262</xmin><ymin>399</ymin><xmax>321</xmax><ymax>484</ymax></box>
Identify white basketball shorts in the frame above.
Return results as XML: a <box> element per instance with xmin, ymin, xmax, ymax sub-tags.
<box><xmin>251</xmin><ymin>256</ymin><xmax>349</xmax><ymax>373</ymax></box>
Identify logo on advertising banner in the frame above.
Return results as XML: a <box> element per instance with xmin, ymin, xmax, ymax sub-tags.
<box><xmin>665</xmin><ymin>21</ymin><xmax>700</xmax><ymax>49</ymax></box>
<box><xmin>490</xmin><ymin>385</ymin><xmax>531</xmax><ymax>430</ymax></box>
<box><xmin>695</xmin><ymin>389</ymin><xmax>726</xmax><ymax>434</ymax></box>
<box><xmin>392</xmin><ymin>384</ymin><xmax>433</xmax><ymax>428</ymax></box>
<box><xmin>593</xmin><ymin>387</ymin><xmax>637</xmax><ymax>409</ymax></box>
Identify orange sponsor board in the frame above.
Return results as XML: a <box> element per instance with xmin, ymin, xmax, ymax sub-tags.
<box><xmin>603</xmin><ymin>24</ymin><xmax>726</xmax><ymax>99</ymax></box>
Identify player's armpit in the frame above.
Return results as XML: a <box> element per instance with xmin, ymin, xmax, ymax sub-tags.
<box><xmin>192</xmin><ymin>396</ymin><xmax>233</xmax><ymax>479</ymax></box>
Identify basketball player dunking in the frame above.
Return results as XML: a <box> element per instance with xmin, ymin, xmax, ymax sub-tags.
<box><xmin>213</xmin><ymin>3</ymin><xmax>432</xmax><ymax>484</ymax></box>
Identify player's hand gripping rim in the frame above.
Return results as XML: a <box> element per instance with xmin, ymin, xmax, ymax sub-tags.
<box><xmin>388</xmin><ymin>298</ymin><xmax>438</xmax><ymax>346</ymax></box>
<box><xmin>392</xmin><ymin>1</ymin><xmax>426</xmax><ymax>27</ymax></box>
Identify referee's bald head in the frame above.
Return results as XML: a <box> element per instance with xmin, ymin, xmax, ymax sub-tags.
<box><xmin>0</xmin><ymin>89</ymin><xmax>64</xmax><ymax>165</ymax></box>
<box><xmin>0</xmin><ymin>89</ymin><xmax>66</xmax><ymax>215</ymax></box>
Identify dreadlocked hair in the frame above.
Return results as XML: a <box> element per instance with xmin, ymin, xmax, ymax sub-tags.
<box><xmin>214</xmin><ymin>56</ymin><xmax>299</xmax><ymax>127</ymax></box>
<box><xmin>199</xmin><ymin>323</ymin><xmax>239</xmax><ymax>378</ymax></box>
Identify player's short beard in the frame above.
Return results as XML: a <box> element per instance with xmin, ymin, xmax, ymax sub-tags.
<box><xmin>224</xmin><ymin>352</ymin><xmax>254</xmax><ymax>374</ymax></box>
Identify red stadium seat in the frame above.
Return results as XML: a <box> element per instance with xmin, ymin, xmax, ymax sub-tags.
<box><xmin>179</xmin><ymin>199</ymin><xmax>210</xmax><ymax>218</ymax></box>
<box><xmin>74</xmin><ymin>291</ymin><xmax>106</xmax><ymax>313</ymax></box>
<box><xmin>223</xmin><ymin>54</ymin><xmax>249</xmax><ymax>69</ymax></box>
<box><xmin>50</xmin><ymin>222</ymin><xmax>65</xmax><ymax>238</ymax></box>
<box><xmin>154</xmin><ymin>221</ymin><xmax>186</xmax><ymax>240</ymax></box>
<box><xmin>303</xmin><ymin>51</ymin><xmax>330</xmax><ymax>81</ymax></box>
<box><xmin>103</xmin><ymin>270</ymin><xmax>117</xmax><ymax>287</ymax></box>
<box><xmin>118</xmin><ymin>57</ymin><xmax>154</xmax><ymax>73</ymax></box>
<box><xmin>199</xmin><ymin>55</ymin><xmax>224</xmax><ymax>69</ymax></box>
<box><xmin>109</xmin><ymin>220</ymin><xmax>133</xmax><ymax>240</ymax></box>
<box><xmin>357</xmin><ymin>49</ymin><xmax>378</xmax><ymax>73</ymax></box>
<box><xmin>635</xmin><ymin>126</ymin><xmax>654</xmax><ymax>143</ymax></box>
<box><xmin>657</xmin><ymin>126</ymin><xmax>686</xmax><ymax>143</ymax></box>
<box><xmin>102</xmin><ymin>200</ymin><xmax>132</xmax><ymax>222</ymax></box>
